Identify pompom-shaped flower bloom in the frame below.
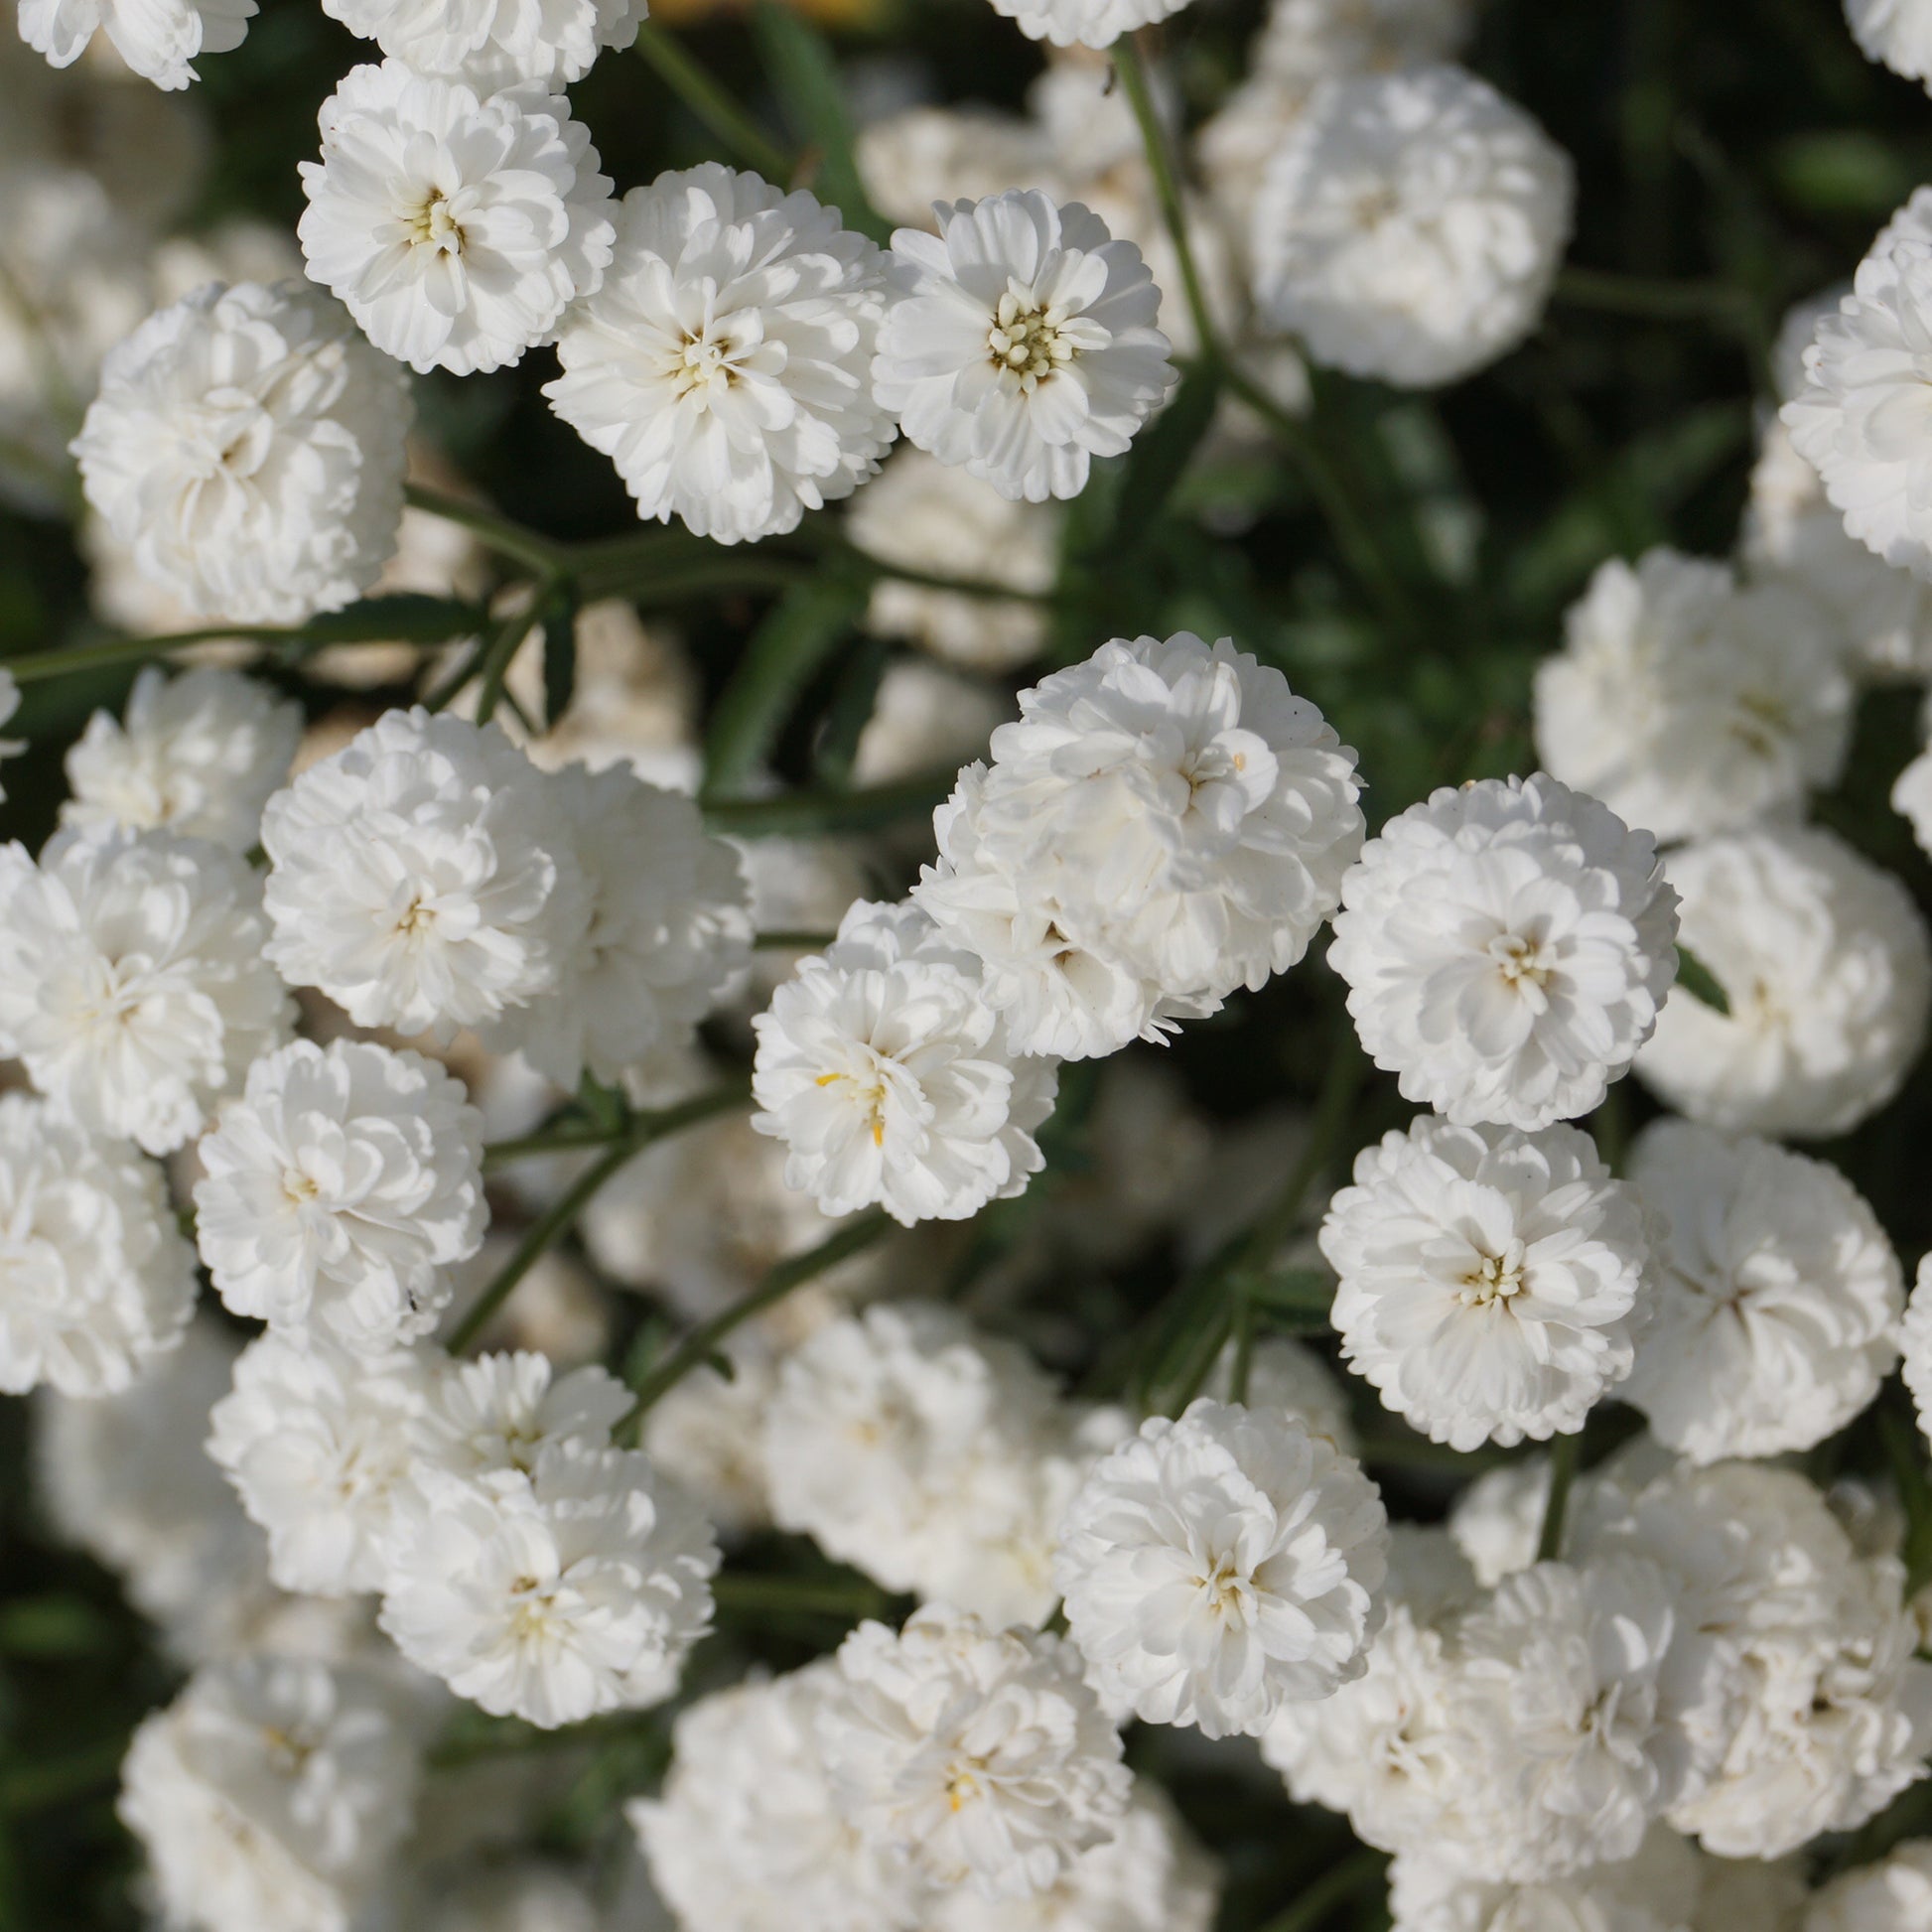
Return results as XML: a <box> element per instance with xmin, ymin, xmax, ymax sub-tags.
<box><xmin>1806</xmin><ymin>1839</ymin><xmax>1932</xmax><ymax>1932</ymax></box>
<box><xmin>1329</xmin><ymin>774</ymin><xmax>1679</xmax><ymax>1131</ymax></box>
<box><xmin>1252</xmin><ymin>66</ymin><xmax>1573</xmax><ymax>388</ymax></box>
<box><xmin>378</xmin><ymin>1440</ymin><xmax>719</xmax><ymax>1727</ymax></box>
<box><xmin>1785</xmin><ymin>242</ymin><xmax>1932</xmax><ymax>581</ymax></box>
<box><xmin>1535</xmin><ymin>549</ymin><xmax>1851</xmax><ymax>844</ymax></box>
<box><xmin>118</xmin><ymin>1656</ymin><xmax>420</xmax><ymax>1932</ymax></box>
<box><xmin>207</xmin><ymin>1329</ymin><xmax>430</xmax><ymax>1595</ymax></box>
<box><xmin>71</xmin><ymin>280</ymin><xmax>410</xmax><ymax>624</ymax></box>
<box><xmin>984</xmin><ymin>0</ymin><xmax>1194</xmax><ymax>51</ymax></box>
<box><xmin>914</xmin><ymin>632</ymin><xmax>1364</xmax><ymax>1059</ymax></box>
<box><xmin>630</xmin><ymin>1661</ymin><xmax>925</xmax><ymax>1932</ymax></box>
<box><xmin>1899</xmin><ymin>1257</ymin><xmax>1932</xmax><ymax>1449</ymax></box>
<box><xmin>1635</xmin><ymin>827</ymin><xmax>1930</xmax><ymax>1138</ymax></box>
<box><xmin>1255</xmin><ymin>0</ymin><xmax>1474</xmax><ymax>84</ymax></box>
<box><xmin>0</xmin><ymin>826</ymin><xmax>292</xmax><ymax>1156</ymax></box>
<box><xmin>483</xmin><ymin>762</ymin><xmax>751</xmax><ymax>1088</ymax></box>
<box><xmin>546</xmin><ymin>165</ymin><xmax>894</xmax><ymax>544</ymax></box>
<box><xmin>818</xmin><ymin>1604</ymin><xmax>1131</xmax><ymax>1900</ymax></box>
<box><xmin>1386</xmin><ymin>1830</ymin><xmax>1702</xmax><ymax>1932</ymax></box>
<box><xmin>1623</xmin><ymin>1119</ymin><xmax>1902</xmax><ymax>1462</ymax></box>
<box><xmin>260</xmin><ymin>708</ymin><xmax>592</xmax><ymax>1039</ymax></box>
<box><xmin>18</xmin><ymin>0</ymin><xmax>254</xmax><ymax>88</ymax></box>
<box><xmin>1320</xmin><ymin>1115</ymin><xmax>1652</xmax><ymax>1451</ymax></box>
<box><xmin>319</xmin><ymin>0</ymin><xmax>645</xmax><ymax>90</ymax></box>
<box><xmin>1846</xmin><ymin>0</ymin><xmax>1932</xmax><ymax>88</ymax></box>
<box><xmin>873</xmin><ymin>190</ymin><xmax>1174</xmax><ymax>504</ymax></box>
<box><xmin>418</xmin><ymin>1348</ymin><xmax>631</xmax><ymax>1478</ymax></box>
<box><xmin>299</xmin><ymin>63</ymin><xmax>615</xmax><ymax>376</ymax></box>
<box><xmin>752</xmin><ymin>899</ymin><xmax>1058</xmax><ymax>1226</ymax></box>
<box><xmin>0</xmin><ymin>1093</ymin><xmax>196</xmax><ymax>1398</ymax></box>
<box><xmin>1055</xmin><ymin>1398</ymin><xmax>1390</xmax><ymax>1738</ymax></box>
<box><xmin>62</xmin><ymin>667</ymin><xmax>301</xmax><ymax>853</ymax></box>
<box><xmin>194</xmin><ymin>1038</ymin><xmax>487</xmax><ymax>1354</ymax></box>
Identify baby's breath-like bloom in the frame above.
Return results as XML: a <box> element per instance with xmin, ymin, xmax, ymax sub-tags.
<box><xmin>1846</xmin><ymin>0</ymin><xmax>1932</xmax><ymax>87</ymax></box>
<box><xmin>985</xmin><ymin>0</ymin><xmax>1194</xmax><ymax>50</ymax></box>
<box><xmin>18</xmin><ymin>0</ymin><xmax>254</xmax><ymax>88</ymax></box>
<box><xmin>319</xmin><ymin>0</ymin><xmax>646</xmax><ymax>90</ymax></box>
<box><xmin>1806</xmin><ymin>1839</ymin><xmax>1932</xmax><ymax>1932</ymax></box>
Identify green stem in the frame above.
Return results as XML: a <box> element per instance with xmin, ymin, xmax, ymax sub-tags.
<box><xmin>1115</xmin><ymin>35</ymin><xmax>1220</xmax><ymax>361</ymax></box>
<box><xmin>1553</xmin><ymin>265</ymin><xmax>1750</xmax><ymax>323</ymax></box>
<box><xmin>473</xmin><ymin>590</ymin><xmax>552</xmax><ymax>726</ymax></box>
<box><xmin>712</xmin><ymin>1572</ymin><xmax>895</xmax><ymax>1620</ymax></box>
<box><xmin>621</xmin><ymin>1211</ymin><xmax>894</xmax><ymax>1428</ymax></box>
<box><xmin>701</xmin><ymin>769</ymin><xmax>955</xmax><ymax>839</ymax></box>
<box><xmin>449</xmin><ymin>1086</ymin><xmax>749</xmax><ymax>1350</ymax></box>
<box><xmin>754</xmin><ymin>928</ymin><xmax>836</xmax><ymax>952</ymax></box>
<box><xmin>1537</xmin><ymin>1429</ymin><xmax>1582</xmax><ymax>1563</ymax></box>
<box><xmin>633</xmin><ymin>21</ymin><xmax>796</xmax><ymax>184</ymax></box>
<box><xmin>1253</xmin><ymin>1848</ymin><xmax>1389</xmax><ymax>1932</ymax></box>
<box><xmin>404</xmin><ymin>483</ymin><xmax>568</xmax><ymax>578</ymax></box>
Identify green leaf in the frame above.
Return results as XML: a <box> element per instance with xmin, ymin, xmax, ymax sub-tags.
<box><xmin>293</xmin><ymin>593</ymin><xmax>488</xmax><ymax>647</ymax></box>
<box><xmin>1235</xmin><ymin>1267</ymin><xmax>1335</xmax><ymax>1318</ymax></box>
<box><xmin>1674</xmin><ymin>945</ymin><xmax>1731</xmax><ymax>1016</ymax></box>
<box><xmin>1101</xmin><ymin>359</ymin><xmax>1223</xmax><ymax>555</ymax></box>
<box><xmin>813</xmin><ymin>632</ymin><xmax>891</xmax><ymax>787</ymax></box>
<box><xmin>749</xmin><ymin>2</ymin><xmax>893</xmax><ymax>244</ymax></box>
<box><xmin>539</xmin><ymin>578</ymin><xmax>580</xmax><ymax>729</ymax></box>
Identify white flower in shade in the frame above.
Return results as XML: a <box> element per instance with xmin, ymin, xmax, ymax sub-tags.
<box><xmin>1252</xmin><ymin>66</ymin><xmax>1573</xmax><ymax>389</ymax></box>
<box><xmin>1388</xmin><ymin>1828</ymin><xmax>1702</xmax><ymax>1932</ymax></box>
<box><xmin>1055</xmin><ymin>1398</ymin><xmax>1389</xmax><ymax>1738</ymax></box>
<box><xmin>260</xmin><ymin>708</ymin><xmax>592</xmax><ymax>1039</ymax></box>
<box><xmin>206</xmin><ymin>1330</ymin><xmax>430</xmax><ymax>1595</ymax></box>
<box><xmin>1255</xmin><ymin>0</ymin><xmax>1474</xmax><ymax>84</ymax></box>
<box><xmin>1902</xmin><ymin>1257</ymin><xmax>1932</xmax><ymax>1448</ymax></box>
<box><xmin>1579</xmin><ymin>1460</ymin><xmax>1932</xmax><ymax>1860</ymax></box>
<box><xmin>1806</xmin><ymin>1840</ymin><xmax>1932</xmax><ymax>1932</ymax></box>
<box><xmin>845</xmin><ymin>448</ymin><xmax>1059</xmax><ymax>671</ymax></box>
<box><xmin>1622</xmin><ymin>1119</ymin><xmax>1901</xmax><ymax>1462</ymax></box>
<box><xmin>1535</xmin><ymin>550</ymin><xmax>1852</xmax><ymax>843</ymax></box>
<box><xmin>873</xmin><ymin>190</ymin><xmax>1174</xmax><ymax>504</ymax></box>
<box><xmin>319</xmin><ymin>0</ymin><xmax>646</xmax><ymax>90</ymax></box>
<box><xmin>984</xmin><ymin>0</ymin><xmax>1193</xmax><ymax>50</ymax></box>
<box><xmin>1891</xmin><ymin>724</ymin><xmax>1932</xmax><ymax>857</ymax></box>
<box><xmin>194</xmin><ymin>1038</ymin><xmax>488</xmax><ymax>1355</ymax></box>
<box><xmin>299</xmin><ymin>62</ymin><xmax>615</xmax><ymax>376</ymax></box>
<box><xmin>1207</xmin><ymin>1333</ymin><xmax>1359</xmax><ymax>1455</ymax></box>
<box><xmin>0</xmin><ymin>1092</ymin><xmax>196</xmax><ymax>1398</ymax></box>
<box><xmin>62</xmin><ymin>667</ymin><xmax>301</xmax><ymax>853</ymax></box>
<box><xmin>1319</xmin><ymin>1115</ymin><xmax>1652</xmax><ymax>1452</ymax></box>
<box><xmin>421</xmin><ymin>1868</ymin><xmax>605</xmax><ymax>1932</ymax></box>
<box><xmin>71</xmin><ymin>280</ymin><xmax>410</xmax><ymax>624</ymax></box>
<box><xmin>856</xmin><ymin>101</ymin><xmax>1056</xmax><ymax>235</ymax></box>
<box><xmin>1846</xmin><ymin>0</ymin><xmax>1932</xmax><ymax>86</ymax></box>
<box><xmin>1635</xmin><ymin>826</ymin><xmax>1931</xmax><ymax>1139</ymax></box>
<box><xmin>1329</xmin><ymin>774</ymin><xmax>1680</xmax><ymax>1131</ymax></box>
<box><xmin>0</xmin><ymin>826</ymin><xmax>292</xmax><ymax>1157</ymax></box>
<box><xmin>1784</xmin><ymin>242</ymin><xmax>1932</xmax><ymax>581</ymax></box>
<box><xmin>118</xmin><ymin>1656</ymin><xmax>419</xmax><ymax>1932</ymax></box>
<box><xmin>629</xmin><ymin>1662</ymin><xmax>925</xmax><ymax>1932</ymax></box>
<box><xmin>483</xmin><ymin>762</ymin><xmax>751</xmax><ymax>1088</ymax></box>
<box><xmin>914</xmin><ymin>632</ymin><xmax>1365</xmax><ymax>1060</ymax></box>
<box><xmin>418</xmin><ymin>1349</ymin><xmax>631</xmax><ymax>1478</ymax></box>
<box><xmin>640</xmin><ymin>1351</ymin><xmax>776</xmax><ymax>1539</ymax></box>
<box><xmin>378</xmin><ymin>1439</ymin><xmax>719</xmax><ymax>1727</ymax></box>
<box><xmin>752</xmin><ymin>899</ymin><xmax>1058</xmax><ymax>1227</ymax></box>
<box><xmin>818</xmin><ymin>1605</ymin><xmax>1131</xmax><ymax>1900</ymax></box>
<box><xmin>851</xmin><ymin>660</ymin><xmax>1011</xmax><ymax>794</ymax></box>
<box><xmin>18</xmin><ymin>0</ymin><xmax>253</xmax><ymax>87</ymax></box>
<box><xmin>546</xmin><ymin>165</ymin><xmax>894</xmax><ymax>544</ymax></box>
<box><xmin>933</xmin><ymin>1780</ymin><xmax>1219</xmax><ymax>1932</ymax></box>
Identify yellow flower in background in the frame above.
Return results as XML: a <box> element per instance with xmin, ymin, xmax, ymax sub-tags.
<box><xmin>651</xmin><ymin>0</ymin><xmax>890</xmax><ymax>24</ymax></box>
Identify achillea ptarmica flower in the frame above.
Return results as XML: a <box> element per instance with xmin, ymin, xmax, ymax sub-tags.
<box><xmin>1845</xmin><ymin>0</ymin><xmax>1932</xmax><ymax>88</ymax></box>
<box><xmin>18</xmin><ymin>0</ymin><xmax>255</xmax><ymax>88</ymax></box>
<box><xmin>319</xmin><ymin>0</ymin><xmax>647</xmax><ymax>91</ymax></box>
<box><xmin>984</xmin><ymin>0</ymin><xmax>1196</xmax><ymax>51</ymax></box>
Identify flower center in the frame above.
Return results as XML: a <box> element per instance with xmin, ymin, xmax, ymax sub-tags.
<box><xmin>406</xmin><ymin>188</ymin><xmax>465</xmax><ymax>255</ymax></box>
<box><xmin>988</xmin><ymin>290</ymin><xmax>1076</xmax><ymax>389</ymax></box>
<box><xmin>1195</xmin><ymin>1555</ymin><xmax>1250</xmax><ymax>1619</ymax></box>
<box><xmin>1459</xmin><ymin>1242</ymin><xmax>1528</xmax><ymax>1308</ymax></box>
<box><xmin>1489</xmin><ymin>931</ymin><xmax>1551</xmax><ymax>991</ymax></box>
<box><xmin>815</xmin><ymin>1067</ymin><xmax>890</xmax><ymax>1147</ymax></box>
<box><xmin>671</xmin><ymin>326</ymin><xmax>745</xmax><ymax>401</ymax></box>
<box><xmin>283</xmin><ymin>1170</ymin><xmax>321</xmax><ymax>1205</ymax></box>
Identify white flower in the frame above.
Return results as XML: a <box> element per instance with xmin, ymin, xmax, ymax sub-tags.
<box><xmin>846</xmin><ymin>448</ymin><xmax>1059</xmax><ymax>671</ymax></box>
<box><xmin>1845</xmin><ymin>0</ymin><xmax>1932</xmax><ymax>86</ymax></box>
<box><xmin>418</xmin><ymin>1348</ymin><xmax>631</xmax><ymax>1477</ymax></box>
<box><xmin>421</xmin><ymin>1867</ymin><xmax>606</xmax><ymax>1932</ymax></box>
<box><xmin>1805</xmin><ymin>1840</ymin><xmax>1932</xmax><ymax>1932</ymax></box>
<box><xmin>546</xmin><ymin>164</ymin><xmax>893</xmax><ymax>544</ymax></box>
<box><xmin>484</xmin><ymin>761</ymin><xmax>751</xmax><ymax>1088</ymax></box>
<box><xmin>1388</xmin><ymin>1829</ymin><xmax>1702</xmax><ymax>1932</ymax></box>
<box><xmin>1535</xmin><ymin>549</ymin><xmax>1851</xmax><ymax>843</ymax></box>
<box><xmin>1206</xmin><ymin>1333</ymin><xmax>1359</xmax><ymax>1456</ymax></box>
<box><xmin>1784</xmin><ymin>241</ymin><xmax>1932</xmax><ymax>581</ymax></box>
<box><xmin>1055</xmin><ymin>1397</ymin><xmax>1390</xmax><ymax>1738</ymax></box>
<box><xmin>377</xmin><ymin>1439</ymin><xmax>719</xmax><ymax>1727</ymax></box>
<box><xmin>1901</xmin><ymin>1257</ymin><xmax>1932</xmax><ymax>1449</ymax></box>
<box><xmin>300</xmin><ymin>62</ymin><xmax>615</xmax><ymax>376</ymax></box>
<box><xmin>1891</xmin><ymin>720</ymin><xmax>1932</xmax><ymax>857</ymax></box>
<box><xmin>856</xmin><ymin>102</ymin><xmax>1056</xmax><ymax>235</ymax></box>
<box><xmin>851</xmin><ymin>660</ymin><xmax>1012</xmax><ymax>793</ymax></box>
<box><xmin>1622</xmin><ymin>1119</ymin><xmax>1901</xmax><ymax>1461</ymax></box>
<box><xmin>1252</xmin><ymin>66</ymin><xmax>1573</xmax><ymax>389</ymax></box>
<box><xmin>18</xmin><ymin>0</ymin><xmax>253</xmax><ymax>87</ymax></box>
<box><xmin>0</xmin><ymin>1092</ymin><xmax>196</xmax><ymax>1397</ymax></box>
<box><xmin>1634</xmin><ymin>826</ymin><xmax>1931</xmax><ymax>1139</ymax></box>
<box><xmin>983</xmin><ymin>0</ymin><xmax>1194</xmax><ymax>51</ymax></box>
<box><xmin>1329</xmin><ymin>774</ymin><xmax>1679</xmax><ymax>1131</ymax></box>
<box><xmin>752</xmin><ymin>899</ymin><xmax>1058</xmax><ymax>1226</ymax></box>
<box><xmin>195</xmin><ymin>1038</ymin><xmax>488</xmax><ymax>1354</ymax></box>
<box><xmin>118</xmin><ymin>1656</ymin><xmax>420</xmax><ymax>1932</ymax></box>
<box><xmin>62</xmin><ymin>666</ymin><xmax>302</xmax><ymax>852</ymax></box>
<box><xmin>640</xmin><ymin>1351</ymin><xmax>776</xmax><ymax>1539</ymax></box>
<box><xmin>0</xmin><ymin>826</ymin><xmax>292</xmax><ymax>1156</ymax></box>
<box><xmin>1255</xmin><ymin>0</ymin><xmax>1474</xmax><ymax>84</ymax></box>
<box><xmin>207</xmin><ymin>1329</ymin><xmax>430</xmax><ymax>1595</ymax></box>
<box><xmin>319</xmin><ymin>0</ymin><xmax>645</xmax><ymax>89</ymax></box>
<box><xmin>260</xmin><ymin>707</ymin><xmax>593</xmax><ymax>1039</ymax></box>
<box><xmin>1319</xmin><ymin>1114</ymin><xmax>1652</xmax><ymax>1451</ymax></box>
<box><xmin>818</xmin><ymin>1604</ymin><xmax>1131</xmax><ymax>1900</ymax></box>
<box><xmin>873</xmin><ymin>190</ymin><xmax>1174</xmax><ymax>504</ymax></box>
<box><xmin>629</xmin><ymin>1661</ymin><xmax>926</xmax><ymax>1932</ymax></box>
<box><xmin>914</xmin><ymin>632</ymin><xmax>1365</xmax><ymax>1059</ymax></box>
<box><xmin>71</xmin><ymin>280</ymin><xmax>411</xmax><ymax>624</ymax></box>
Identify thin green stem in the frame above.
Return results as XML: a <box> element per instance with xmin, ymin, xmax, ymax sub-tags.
<box><xmin>1537</xmin><ymin>1429</ymin><xmax>1582</xmax><ymax>1563</ymax></box>
<box><xmin>404</xmin><ymin>483</ymin><xmax>568</xmax><ymax>578</ymax></box>
<box><xmin>633</xmin><ymin>21</ymin><xmax>796</xmax><ymax>183</ymax></box>
<box><xmin>621</xmin><ymin>1211</ymin><xmax>894</xmax><ymax>1428</ymax></box>
<box><xmin>450</xmin><ymin>1086</ymin><xmax>749</xmax><ymax>1350</ymax></box>
<box><xmin>754</xmin><ymin>928</ymin><xmax>836</xmax><ymax>952</ymax></box>
<box><xmin>1553</xmin><ymin>266</ymin><xmax>1751</xmax><ymax>323</ymax></box>
<box><xmin>712</xmin><ymin>1572</ymin><xmax>895</xmax><ymax>1620</ymax></box>
<box><xmin>1115</xmin><ymin>35</ymin><xmax>1219</xmax><ymax>362</ymax></box>
<box><xmin>701</xmin><ymin>769</ymin><xmax>954</xmax><ymax>839</ymax></box>
<box><xmin>1253</xmin><ymin>1848</ymin><xmax>1389</xmax><ymax>1932</ymax></box>
<box><xmin>473</xmin><ymin>590</ymin><xmax>552</xmax><ymax>726</ymax></box>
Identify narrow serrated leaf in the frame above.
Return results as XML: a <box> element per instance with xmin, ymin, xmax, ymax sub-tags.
<box><xmin>1675</xmin><ymin>944</ymin><xmax>1731</xmax><ymax>1016</ymax></box>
